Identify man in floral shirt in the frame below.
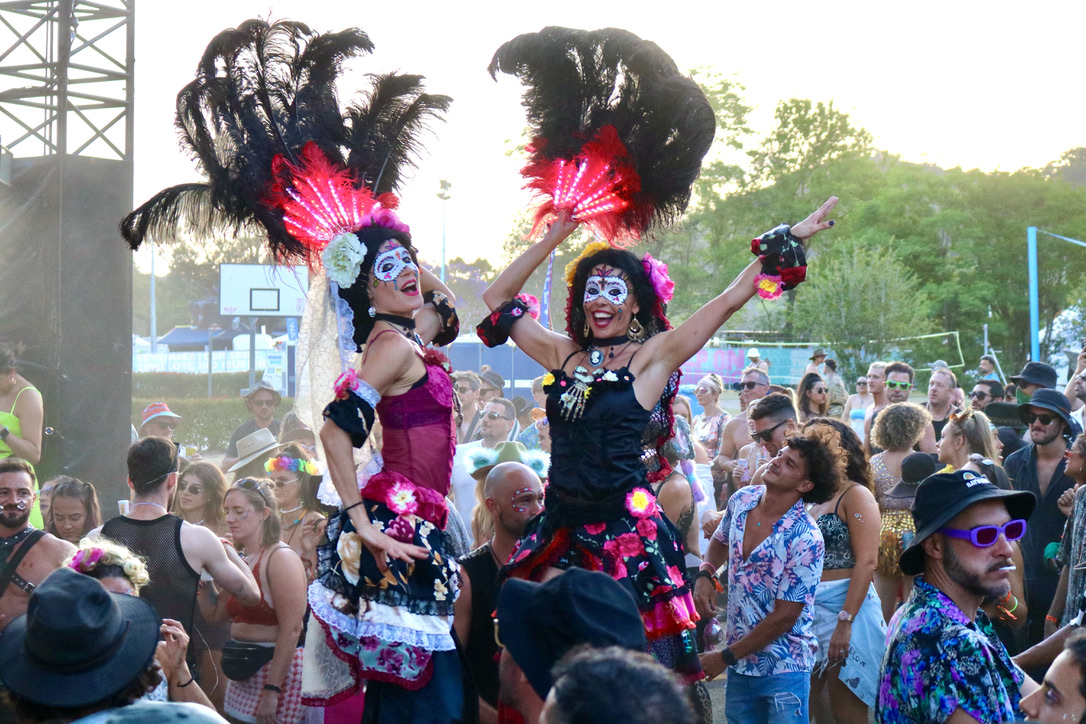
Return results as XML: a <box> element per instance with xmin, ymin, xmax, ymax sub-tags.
<box><xmin>876</xmin><ymin>470</ymin><xmax>1040</xmax><ymax>724</ymax></box>
<box><xmin>695</xmin><ymin>427</ymin><xmax>841</xmax><ymax>723</ymax></box>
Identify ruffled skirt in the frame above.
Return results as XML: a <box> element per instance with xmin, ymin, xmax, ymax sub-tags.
<box><xmin>302</xmin><ymin>497</ymin><xmax>460</xmax><ymax>714</ymax></box>
<box><xmin>503</xmin><ymin>494</ymin><xmax>703</xmax><ymax>684</ymax></box>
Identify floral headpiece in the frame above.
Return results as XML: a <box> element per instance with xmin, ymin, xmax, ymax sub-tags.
<box><xmin>641</xmin><ymin>254</ymin><xmax>674</xmax><ymax>304</ymax></box>
<box><xmin>564</xmin><ymin>241</ymin><xmax>612</xmax><ymax>286</ymax></box>
<box><xmin>265</xmin><ymin>456</ymin><xmax>322</xmax><ymax>476</ymax></box>
<box><xmin>68</xmin><ymin>547</ymin><xmax>104</xmax><ymax>572</ymax></box>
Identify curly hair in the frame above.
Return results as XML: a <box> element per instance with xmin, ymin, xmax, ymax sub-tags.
<box><xmin>872</xmin><ymin>402</ymin><xmax>932</xmax><ymax>452</ymax></box>
<box><xmin>566</xmin><ymin>247</ymin><xmax>668</xmax><ymax>348</ymax></box>
<box><xmin>804</xmin><ymin>418</ymin><xmax>873</xmax><ymax>490</ymax></box>
<box><xmin>66</xmin><ymin>538</ymin><xmax>151</xmax><ymax>593</ymax></box>
<box><xmin>785</xmin><ymin>425</ymin><xmax>848</xmax><ymax>504</ymax></box>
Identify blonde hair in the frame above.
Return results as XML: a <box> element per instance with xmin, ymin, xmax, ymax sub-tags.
<box><xmin>945</xmin><ymin>408</ymin><xmax>999</xmax><ymax>461</ymax></box>
<box><xmin>66</xmin><ymin>538</ymin><xmax>151</xmax><ymax>594</ymax></box>
<box><xmin>471</xmin><ymin>476</ymin><xmax>496</xmax><ymax>544</ymax></box>
<box><xmin>697</xmin><ymin>373</ymin><xmax>724</xmax><ymax>399</ymax></box>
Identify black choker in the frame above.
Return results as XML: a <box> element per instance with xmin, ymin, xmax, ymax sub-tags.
<box><xmin>373</xmin><ymin>313</ymin><xmax>416</xmax><ymax>330</ymax></box>
<box><xmin>587</xmin><ymin>335</ymin><xmax>628</xmax><ymax>347</ymax></box>
<box><xmin>0</xmin><ymin>526</ymin><xmax>33</xmax><ymax>547</ymax></box>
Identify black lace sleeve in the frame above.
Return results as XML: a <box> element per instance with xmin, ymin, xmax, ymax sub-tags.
<box><xmin>424</xmin><ymin>290</ymin><xmax>460</xmax><ymax>347</ymax></box>
<box><xmin>751</xmin><ymin>223</ymin><xmax>808</xmax><ymax>295</ymax></box>
<box><xmin>475</xmin><ymin>298</ymin><xmax>530</xmax><ymax>348</ymax></box>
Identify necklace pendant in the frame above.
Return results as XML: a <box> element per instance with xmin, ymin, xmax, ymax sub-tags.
<box><xmin>588</xmin><ymin>348</ymin><xmax>603</xmax><ymax>366</ymax></box>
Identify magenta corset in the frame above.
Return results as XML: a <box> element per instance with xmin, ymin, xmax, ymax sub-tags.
<box><xmin>375</xmin><ymin>364</ymin><xmax>455</xmax><ymax>497</ymax></box>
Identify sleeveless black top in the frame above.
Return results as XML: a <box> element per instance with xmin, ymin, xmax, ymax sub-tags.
<box><xmin>459</xmin><ymin>542</ymin><xmax>500</xmax><ymax>707</ymax></box>
<box><xmin>815</xmin><ymin>485</ymin><xmax>859</xmax><ymax>571</ymax></box>
<box><xmin>544</xmin><ymin>366</ymin><xmax>651</xmax><ymax>527</ymax></box>
<box><xmin>101</xmin><ymin>514</ymin><xmax>200</xmax><ymax>633</ymax></box>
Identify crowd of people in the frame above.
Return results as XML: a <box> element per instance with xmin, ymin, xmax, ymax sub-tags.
<box><xmin>3</xmin><ymin>16</ymin><xmax>1086</xmax><ymax>724</ymax></box>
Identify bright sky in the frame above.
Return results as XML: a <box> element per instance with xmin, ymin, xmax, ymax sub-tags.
<box><xmin>129</xmin><ymin>0</ymin><xmax>1086</xmax><ymax>272</ymax></box>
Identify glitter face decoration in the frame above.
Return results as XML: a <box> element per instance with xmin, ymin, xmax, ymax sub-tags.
<box><xmin>511</xmin><ymin>487</ymin><xmax>544</xmax><ymax>513</ymax></box>
<box><xmin>583</xmin><ymin>270</ymin><xmax>629</xmax><ymax>306</ymax></box>
<box><xmin>372</xmin><ymin>246</ymin><xmax>417</xmax><ymax>285</ymax></box>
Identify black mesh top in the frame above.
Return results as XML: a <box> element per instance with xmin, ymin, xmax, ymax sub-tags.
<box><xmin>100</xmin><ymin>514</ymin><xmax>200</xmax><ymax>634</ymax></box>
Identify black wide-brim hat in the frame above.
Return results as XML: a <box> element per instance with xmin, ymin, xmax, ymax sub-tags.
<box><xmin>1009</xmin><ymin>361</ymin><xmax>1057</xmax><ymax>390</ymax></box>
<box><xmin>0</xmin><ymin>567</ymin><xmax>160</xmax><ymax>707</ymax></box>
<box><xmin>496</xmin><ymin>568</ymin><xmax>646</xmax><ymax>699</ymax></box>
<box><xmin>1016</xmin><ymin>388</ymin><xmax>1076</xmax><ymax>432</ymax></box>
<box><xmin>898</xmin><ymin>470</ymin><xmax>1036</xmax><ymax>576</ymax></box>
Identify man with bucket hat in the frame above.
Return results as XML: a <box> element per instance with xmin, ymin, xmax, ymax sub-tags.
<box><xmin>1004</xmin><ymin>388</ymin><xmax>1079</xmax><ymax>648</ymax></box>
<box><xmin>221</xmin><ymin>379</ymin><xmax>283</xmax><ymax>471</ymax></box>
<box><xmin>876</xmin><ymin>470</ymin><xmax>1039</xmax><ymax>723</ymax></box>
<box><xmin>0</xmin><ymin>566</ymin><xmax>227</xmax><ymax>722</ymax></box>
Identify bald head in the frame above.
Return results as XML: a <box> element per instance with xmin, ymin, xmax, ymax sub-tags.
<box><xmin>485</xmin><ymin>462</ymin><xmax>544</xmax><ymax>538</ymax></box>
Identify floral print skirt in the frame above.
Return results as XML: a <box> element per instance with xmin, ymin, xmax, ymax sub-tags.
<box><xmin>504</xmin><ymin>489</ymin><xmax>703</xmax><ymax>684</ymax></box>
<box><xmin>302</xmin><ymin>497</ymin><xmax>460</xmax><ymax>712</ymax></box>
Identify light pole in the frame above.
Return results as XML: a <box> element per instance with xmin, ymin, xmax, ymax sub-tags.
<box><xmin>436</xmin><ymin>180</ymin><xmax>452</xmax><ymax>282</ymax></box>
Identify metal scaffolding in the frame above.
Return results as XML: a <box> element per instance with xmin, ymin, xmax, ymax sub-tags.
<box><xmin>0</xmin><ymin>0</ymin><xmax>133</xmax><ymax>161</ymax></box>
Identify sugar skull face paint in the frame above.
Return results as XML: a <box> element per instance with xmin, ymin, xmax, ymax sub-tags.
<box><xmin>372</xmin><ymin>246</ymin><xmax>417</xmax><ymax>285</ymax></box>
<box><xmin>584</xmin><ymin>272</ymin><xmax>629</xmax><ymax>306</ymax></box>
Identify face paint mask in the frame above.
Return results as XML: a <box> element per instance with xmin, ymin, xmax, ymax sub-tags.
<box><xmin>584</xmin><ymin>274</ymin><xmax>629</xmax><ymax>306</ymax></box>
<box><xmin>372</xmin><ymin>247</ymin><xmax>417</xmax><ymax>284</ymax></box>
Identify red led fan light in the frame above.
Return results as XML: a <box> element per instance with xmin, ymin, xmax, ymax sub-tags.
<box><xmin>523</xmin><ymin>125</ymin><xmax>643</xmax><ymax>246</ymax></box>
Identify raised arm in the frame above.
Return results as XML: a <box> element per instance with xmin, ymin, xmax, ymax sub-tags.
<box><xmin>415</xmin><ymin>265</ymin><xmax>457</xmax><ymax>346</ymax></box>
<box><xmin>642</xmin><ymin>197</ymin><xmax>838</xmax><ymax>380</ymax></box>
<box><xmin>481</xmin><ymin>213</ymin><xmax>579</xmax><ymax>370</ymax></box>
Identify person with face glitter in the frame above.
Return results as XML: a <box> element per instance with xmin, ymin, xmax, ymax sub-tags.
<box><xmin>0</xmin><ymin>457</ymin><xmax>75</xmax><ymax>632</ymax></box>
<box><xmin>479</xmin><ymin>194</ymin><xmax>836</xmax><ymax>697</ymax></box>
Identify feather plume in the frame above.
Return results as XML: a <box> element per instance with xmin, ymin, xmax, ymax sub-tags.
<box><xmin>121</xmin><ymin>19</ymin><xmax>448</xmax><ymax>262</ymax></box>
<box><xmin>489</xmin><ymin>26</ymin><xmax>715</xmax><ymax>243</ymax></box>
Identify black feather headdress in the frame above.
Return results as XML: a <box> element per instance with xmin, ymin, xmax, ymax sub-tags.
<box><xmin>121</xmin><ymin>19</ymin><xmax>451</xmax><ymax>267</ymax></box>
<box><xmin>489</xmin><ymin>26</ymin><xmax>715</xmax><ymax>244</ymax></box>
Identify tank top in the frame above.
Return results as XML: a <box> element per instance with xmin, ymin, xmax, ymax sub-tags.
<box><xmin>0</xmin><ymin>386</ymin><xmax>33</xmax><ymax>459</ymax></box>
<box><xmin>100</xmin><ymin>514</ymin><xmax>200</xmax><ymax>633</ymax></box>
<box><xmin>459</xmin><ymin>542</ymin><xmax>501</xmax><ymax>707</ymax></box>
<box><xmin>226</xmin><ymin>552</ymin><xmax>279</xmax><ymax>627</ymax></box>
<box><xmin>816</xmin><ymin>485</ymin><xmax>859</xmax><ymax>570</ymax></box>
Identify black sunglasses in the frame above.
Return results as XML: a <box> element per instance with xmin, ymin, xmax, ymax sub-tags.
<box><xmin>737</xmin><ymin>381</ymin><xmax>764</xmax><ymax>391</ymax></box>
<box><xmin>1024</xmin><ymin>412</ymin><xmax>1057</xmax><ymax>426</ymax></box>
<box><xmin>484</xmin><ymin>411</ymin><xmax>512</xmax><ymax>421</ymax></box>
<box><xmin>969</xmin><ymin>391</ymin><xmax>991</xmax><ymax>400</ymax></box>
<box><xmin>753</xmin><ymin>419</ymin><xmax>788</xmax><ymax>443</ymax></box>
<box><xmin>178</xmin><ymin>482</ymin><xmax>203</xmax><ymax>495</ymax></box>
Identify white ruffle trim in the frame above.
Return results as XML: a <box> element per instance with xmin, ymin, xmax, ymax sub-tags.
<box><xmin>308</xmin><ymin>581</ymin><xmax>456</xmax><ymax>651</ymax></box>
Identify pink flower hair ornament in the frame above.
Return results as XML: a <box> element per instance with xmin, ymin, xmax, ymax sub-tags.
<box><xmin>641</xmin><ymin>254</ymin><xmax>674</xmax><ymax>304</ymax></box>
<box><xmin>68</xmin><ymin>547</ymin><xmax>105</xmax><ymax>572</ymax></box>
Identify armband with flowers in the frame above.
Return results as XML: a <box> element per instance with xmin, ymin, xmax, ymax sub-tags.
<box><xmin>424</xmin><ymin>290</ymin><xmax>460</xmax><ymax>347</ymax></box>
<box><xmin>476</xmin><ymin>297</ymin><xmax>530</xmax><ymax>348</ymax></box>
<box><xmin>751</xmin><ymin>223</ymin><xmax>807</xmax><ymax>301</ymax></box>
<box><xmin>322</xmin><ymin>370</ymin><xmax>380</xmax><ymax>448</ymax></box>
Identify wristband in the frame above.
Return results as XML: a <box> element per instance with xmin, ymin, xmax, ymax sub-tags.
<box><xmin>176</xmin><ymin>675</ymin><xmax>195</xmax><ymax>688</ymax></box>
<box><xmin>699</xmin><ymin>561</ymin><xmax>716</xmax><ymax>574</ymax></box>
<box><xmin>720</xmin><ymin>647</ymin><xmax>737</xmax><ymax>667</ymax></box>
<box><xmin>1047</xmin><ymin>614</ymin><xmax>1060</xmax><ymax>625</ymax></box>
<box><xmin>342</xmin><ymin>501</ymin><xmax>366</xmax><ymax>514</ymax></box>
<box><xmin>0</xmin><ymin>428</ymin><xmax>9</xmax><ymax>441</ymax></box>
<box><xmin>264</xmin><ymin>683</ymin><xmax>282</xmax><ymax>694</ymax></box>
<box><xmin>424</xmin><ymin>290</ymin><xmax>460</xmax><ymax>347</ymax></box>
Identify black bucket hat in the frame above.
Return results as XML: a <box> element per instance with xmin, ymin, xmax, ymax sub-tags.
<box><xmin>898</xmin><ymin>469</ymin><xmax>1036</xmax><ymax>576</ymax></box>
<box><xmin>1017</xmin><ymin>388</ymin><xmax>1075</xmax><ymax>433</ymax></box>
<box><xmin>0</xmin><ymin>567</ymin><xmax>160</xmax><ymax>707</ymax></box>
<box><xmin>887</xmin><ymin>452</ymin><xmax>938</xmax><ymax>499</ymax></box>
<box><xmin>496</xmin><ymin>568</ymin><xmax>646</xmax><ymax>699</ymax></box>
<box><xmin>1009</xmin><ymin>361</ymin><xmax>1057</xmax><ymax>390</ymax></box>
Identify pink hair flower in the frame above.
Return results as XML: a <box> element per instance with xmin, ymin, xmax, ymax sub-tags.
<box><xmin>642</xmin><ymin>254</ymin><xmax>674</xmax><ymax>304</ymax></box>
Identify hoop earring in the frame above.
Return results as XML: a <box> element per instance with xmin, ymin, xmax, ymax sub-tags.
<box><xmin>368</xmin><ymin>307</ymin><xmax>376</xmax><ymax>318</ymax></box>
<box><xmin>627</xmin><ymin>317</ymin><xmax>645</xmax><ymax>342</ymax></box>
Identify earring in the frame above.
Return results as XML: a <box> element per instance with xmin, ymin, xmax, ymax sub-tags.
<box><xmin>583</xmin><ymin>320</ymin><xmax>590</xmax><ymax>339</ymax></box>
<box><xmin>368</xmin><ymin>306</ymin><xmax>376</xmax><ymax>318</ymax></box>
<box><xmin>627</xmin><ymin>317</ymin><xmax>645</xmax><ymax>342</ymax></box>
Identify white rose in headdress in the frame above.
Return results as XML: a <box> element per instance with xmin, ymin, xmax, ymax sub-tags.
<box><xmin>322</xmin><ymin>232</ymin><xmax>364</xmax><ymax>288</ymax></box>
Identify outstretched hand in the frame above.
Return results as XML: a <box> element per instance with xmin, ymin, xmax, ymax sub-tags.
<box><xmin>791</xmin><ymin>196</ymin><xmax>839</xmax><ymax>241</ymax></box>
